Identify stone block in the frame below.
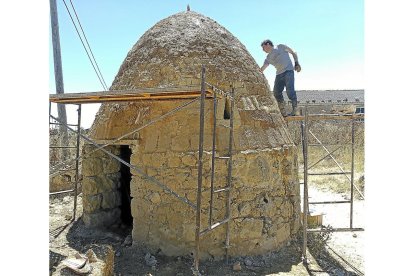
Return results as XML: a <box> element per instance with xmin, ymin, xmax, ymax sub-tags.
<box><xmin>181</xmin><ymin>154</ymin><xmax>197</xmax><ymax>166</ymax></box>
<box><xmin>147</xmin><ymin>192</ymin><xmax>161</xmax><ymax>204</ymax></box>
<box><xmin>156</xmin><ymin>133</ymin><xmax>171</xmax><ymax>152</ymax></box>
<box><xmin>82</xmin><ymin>157</ymin><xmax>104</xmax><ymax>176</ymax></box>
<box><xmin>49</xmin><ymin>174</ymin><xmax>73</xmax><ymax>193</ymax></box>
<box><xmin>83</xmin><ymin>208</ymin><xmax>121</xmax><ymax>228</ymax></box>
<box><xmin>171</xmin><ymin>136</ymin><xmax>190</xmax><ymax>151</ymax></box>
<box><xmin>143</xmin><ymin>134</ymin><xmax>158</xmax><ymax>152</ymax></box>
<box><xmin>82</xmin><ymin>176</ymin><xmax>100</xmax><ymax>195</ymax></box>
<box><xmin>101</xmin><ymin>190</ymin><xmax>121</xmax><ymax>209</ymax></box>
<box><xmin>130</xmin><ymin>152</ymin><xmax>142</xmax><ymax>164</ymax></box>
<box><xmin>281</xmin><ymin>201</ymin><xmax>293</xmax><ymax>218</ymax></box>
<box><xmin>147</xmin><ymin>168</ymin><xmax>158</xmax><ymax>177</ymax></box>
<box><xmin>236</xmin><ymin>218</ymin><xmax>264</xmax><ymax>240</ymax></box>
<box><xmin>83</xmin><ymin>194</ymin><xmax>102</xmax><ymax>213</ymax></box>
<box><xmin>82</xmin><ymin>175</ymin><xmax>118</xmax><ymax>195</ymax></box>
<box><xmin>167</xmin><ymin>155</ymin><xmax>181</xmax><ymax>168</ymax></box>
<box><xmin>103</xmin><ymin>157</ymin><xmax>121</xmax><ymax>174</ymax></box>
<box><xmin>276</xmin><ymin>224</ymin><xmax>290</xmax><ymax>244</ymax></box>
<box><xmin>237</xmin><ymin>202</ymin><xmax>252</xmax><ymax>217</ymax></box>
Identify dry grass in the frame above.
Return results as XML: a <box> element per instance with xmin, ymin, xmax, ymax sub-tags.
<box><xmin>297</xmin><ymin>143</ymin><xmax>365</xmax><ymax>196</ymax></box>
<box><xmin>287</xmin><ymin>119</ymin><xmax>365</xmax><ymax>195</ymax></box>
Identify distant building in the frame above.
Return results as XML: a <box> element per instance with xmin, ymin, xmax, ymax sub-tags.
<box><xmin>279</xmin><ymin>90</ymin><xmax>364</xmax><ymax>114</ymax></box>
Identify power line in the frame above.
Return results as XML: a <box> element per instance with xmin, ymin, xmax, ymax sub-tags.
<box><xmin>68</xmin><ymin>0</ymin><xmax>108</xmax><ymax>90</ymax></box>
<box><xmin>61</xmin><ymin>0</ymin><xmax>108</xmax><ymax>90</ymax></box>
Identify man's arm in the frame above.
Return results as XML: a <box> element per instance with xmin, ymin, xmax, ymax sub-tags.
<box><xmin>282</xmin><ymin>44</ymin><xmax>301</xmax><ymax>72</ymax></box>
<box><xmin>261</xmin><ymin>63</ymin><xmax>269</xmax><ymax>72</ymax></box>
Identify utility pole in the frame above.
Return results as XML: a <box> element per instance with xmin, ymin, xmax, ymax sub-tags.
<box><xmin>50</xmin><ymin>0</ymin><xmax>69</xmax><ymax>159</ymax></box>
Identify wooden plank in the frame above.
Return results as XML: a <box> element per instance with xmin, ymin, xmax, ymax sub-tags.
<box><xmin>50</xmin><ymin>89</ymin><xmax>214</xmax><ymax>104</ymax></box>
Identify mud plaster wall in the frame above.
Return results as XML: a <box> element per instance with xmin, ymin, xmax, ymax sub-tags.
<box><xmin>82</xmin><ymin>11</ymin><xmax>300</xmax><ymax>258</ymax></box>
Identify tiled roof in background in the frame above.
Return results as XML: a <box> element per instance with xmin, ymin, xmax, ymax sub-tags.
<box><xmin>278</xmin><ymin>90</ymin><xmax>364</xmax><ymax>104</ymax></box>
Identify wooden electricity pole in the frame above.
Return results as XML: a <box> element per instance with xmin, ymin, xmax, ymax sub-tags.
<box><xmin>50</xmin><ymin>0</ymin><xmax>69</xmax><ymax>159</ymax></box>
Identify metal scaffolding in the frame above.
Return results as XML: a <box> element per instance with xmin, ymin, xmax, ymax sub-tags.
<box><xmin>49</xmin><ymin>66</ymin><xmax>365</xmax><ymax>273</ymax></box>
<box><xmin>286</xmin><ymin>107</ymin><xmax>365</xmax><ymax>263</ymax></box>
<box><xmin>49</xmin><ymin>103</ymin><xmax>82</xmax><ymax>222</ymax></box>
<box><xmin>49</xmin><ymin>66</ymin><xmax>235</xmax><ymax>274</ymax></box>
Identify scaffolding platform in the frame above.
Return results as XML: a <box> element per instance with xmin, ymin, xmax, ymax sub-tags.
<box><xmin>49</xmin><ymin>86</ymin><xmax>214</xmax><ymax>104</ymax></box>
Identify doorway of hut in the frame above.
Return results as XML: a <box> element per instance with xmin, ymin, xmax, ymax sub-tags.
<box><xmin>119</xmin><ymin>145</ymin><xmax>133</xmax><ymax>227</ymax></box>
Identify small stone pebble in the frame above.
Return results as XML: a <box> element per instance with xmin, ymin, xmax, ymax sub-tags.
<box><xmin>122</xmin><ymin>234</ymin><xmax>133</xmax><ymax>247</ymax></box>
<box><xmin>353</xmin><ymin>233</ymin><xmax>357</xmax><ymax>238</ymax></box>
<box><xmin>233</xmin><ymin>261</ymin><xmax>242</xmax><ymax>271</ymax></box>
<box><xmin>86</xmin><ymin>249</ymin><xmax>98</xmax><ymax>263</ymax></box>
<box><xmin>244</xmin><ymin>259</ymin><xmax>253</xmax><ymax>266</ymax></box>
<box><xmin>115</xmin><ymin>251</ymin><xmax>121</xmax><ymax>257</ymax></box>
<box><xmin>144</xmin><ymin>253</ymin><xmax>157</xmax><ymax>266</ymax></box>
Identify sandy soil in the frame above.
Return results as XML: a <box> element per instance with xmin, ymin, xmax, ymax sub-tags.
<box><xmin>302</xmin><ymin>186</ymin><xmax>365</xmax><ymax>276</ymax></box>
<box><xmin>49</xmin><ymin>185</ymin><xmax>364</xmax><ymax>276</ymax></box>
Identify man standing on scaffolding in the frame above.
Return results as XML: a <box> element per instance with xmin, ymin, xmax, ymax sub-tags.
<box><xmin>260</xmin><ymin>39</ymin><xmax>301</xmax><ymax>116</ymax></box>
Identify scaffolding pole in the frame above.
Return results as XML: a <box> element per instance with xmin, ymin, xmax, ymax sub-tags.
<box><xmin>73</xmin><ymin>105</ymin><xmax>81</xmax><ymax>220</ymax></box>
<box><xmin>194</xmin><ymin>66</ymin><xmax>206</xmax><ymax>273</ymax></box>
<box><xmin>350</xmin><ymin>119</ymin><xmax>355</xmax><ymax>228</ymax></box>
<box><xmin>301</xmin><ymin>106</ymin><xmax>309</xmax><ymax>263</ymax></box>
<box><xmin>297</xmin><ymin>106</ymin><xmax>364</xmax><ymax>264</ymax></box>
<box><xmin>225</xmin><ymin>86</ymin><xmax>235</xmax><ymax>264</ymax></box>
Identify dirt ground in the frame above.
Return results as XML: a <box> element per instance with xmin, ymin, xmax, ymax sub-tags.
<box><xmin>301</xmin><ymin>186</ymin><xmax>365</xmax><ymax>276</ymax></box>
<box><xmin>49</xmin><ymin>185</ymin><xmax>364</xmax><ymax>276</ymax></box>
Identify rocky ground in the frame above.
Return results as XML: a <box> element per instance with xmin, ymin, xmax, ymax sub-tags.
<box><xmin>49</xmin><ymin>185</ymin><xmax>364</xmax><ymax>276</ymax></box>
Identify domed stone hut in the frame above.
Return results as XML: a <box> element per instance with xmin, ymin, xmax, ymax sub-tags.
<box><xmin>82</xmin><ymin>10</ymin><xmax>300</xmax><ymax>259</ymax></box>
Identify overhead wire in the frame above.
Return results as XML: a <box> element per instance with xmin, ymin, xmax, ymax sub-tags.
<box><xmin>61</xmin><ymin>0</ymin><xmax>108</xmax><ymax>90</ymax></box>
<box><xmin>67</xmin><ymin>0</ymin><xmax>108</xmax><ymax>90</ymax></box>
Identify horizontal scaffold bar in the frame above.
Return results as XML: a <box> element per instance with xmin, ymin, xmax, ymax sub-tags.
<box><xmin>49</xmin><ymin>87</ymin><xmax>214</xmax><ymax>104</ymax></box>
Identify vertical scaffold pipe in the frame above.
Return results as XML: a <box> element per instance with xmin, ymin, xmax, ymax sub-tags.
<box><xmin>209</xmin><ymin>91</ymin><xmax>218</xmax><ymax>227</ymax></box>
<box><xmin>194</xmin><ymin>66</ymin><xmax>206</xmax><ymax>273</ymax></box>
<box><xmin>350</xmin><ymin>118</ymin><xmax>355</xmax><ymax>228</ymax></box>
<box><xmin>73</xmin><ymin>104</ymin><xmax>82</xmax><ymax>220</ymax></box>
<box><xmin>225</xmin><ymin>86</ymin><xmax>235</xmax><ymax>264</ymax></box>
<box><xmin>301</xmin><ymin>105</ymin><xmax>309</xmax><ymax>263</ymax></box>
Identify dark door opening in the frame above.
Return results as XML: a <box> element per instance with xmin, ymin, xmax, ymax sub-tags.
<box><xmin>223</xmin><ymin>98</ymin><xmax>231</xmax><ymax>119</ymax></box>
<box><xmin>119</xmin><ymin>145</ymin><xmax>133</xmax><ymax>226</ymax></box>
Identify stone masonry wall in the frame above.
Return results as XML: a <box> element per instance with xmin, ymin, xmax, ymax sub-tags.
<box><xmin>92</xmin><ymin>99</ymin><xmax>300</xmax><ymax>259</ymax></box>
<box><xmin>131</xmin><ymin>147</ymin><xmax>300</xmax><ymax>259</ymax></box>
<box><xmin>83</xmin><ymin>10</ymin><xmax>301</xmax><ymax>259</ymax></box>
<box><xmin>82</xmin><ymin>145</ymin><xmax>122</xmax><ymax>227</ymax></box>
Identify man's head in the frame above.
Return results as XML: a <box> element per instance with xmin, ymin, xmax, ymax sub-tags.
<box><xmin>261</xmin><ymin>39</ymin><xmax>274</xmax><ymax>53</ymax></box>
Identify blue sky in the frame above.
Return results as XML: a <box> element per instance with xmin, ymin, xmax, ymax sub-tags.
<box><xmin>49</xmin><ymin>0</ymin><xmax>364</xmax><ymax>127</ymax></box>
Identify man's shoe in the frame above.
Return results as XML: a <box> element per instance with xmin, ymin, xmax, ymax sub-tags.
<box><xmin>289</xmin><ymin>106</ymin><xmax>300</xmax><ymax>116</ymax></box>
<box><xmin>277</xmin><ymin>101</ymin><xmax>287</xmax><ymax>117</ymax></box>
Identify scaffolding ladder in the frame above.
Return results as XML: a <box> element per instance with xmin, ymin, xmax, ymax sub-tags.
<box><xmin>193</xmin><ymin>66</ymin><xmax>235</xmax><ymax>273</ymax></box>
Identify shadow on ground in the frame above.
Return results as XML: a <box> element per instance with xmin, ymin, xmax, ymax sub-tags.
<box><xmin>304</xmin><ymin>232</ymin><xmax>361</xmax><ymax>276</ymax></box>
<box><xmin>63</xmin><ymin>218</ymin><xmax>308</xmax><ymax>275</ymax></box>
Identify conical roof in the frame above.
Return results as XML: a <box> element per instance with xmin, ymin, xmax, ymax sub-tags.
<box><xmin>110</xmin><ymin>10</ymin><xmax>270</xmax><ymax>96</ymax></box>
